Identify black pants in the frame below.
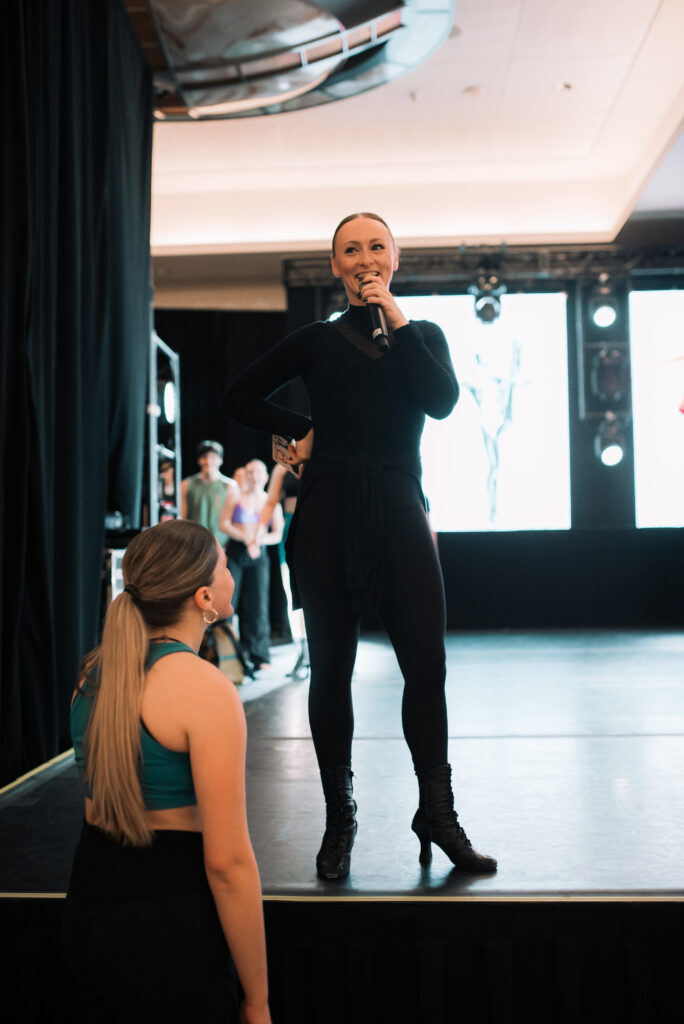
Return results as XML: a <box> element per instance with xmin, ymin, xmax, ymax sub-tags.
<box><xmin>226</xmin><ymin>541</ymin><xmax>271</xmax><ymax>664</ymax></box>
<box><xmin>61</xmin><ymin>823</ymin><xmax>239</xmax><ymax>1023</ymax></box>
<box><xmin>293</xmin><ymin>469</ymin><xmax>448</xmax><ymax>771</ymax></box>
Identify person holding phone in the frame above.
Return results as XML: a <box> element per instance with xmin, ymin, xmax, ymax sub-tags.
<box><xmin>221</xmin><ymin>213</ymin><xmax>496</xmax><ymax>881</ymax></box>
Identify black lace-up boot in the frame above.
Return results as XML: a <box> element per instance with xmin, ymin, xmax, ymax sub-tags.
<box><xmin>412</xmin><ymin>765</ymin><xmax>497</xmax><ymax>873</ymax></box>
<box><xmin>316</xmin><ymin>767</ymin><xmax>357</xmax><ymax>880</ymax></box>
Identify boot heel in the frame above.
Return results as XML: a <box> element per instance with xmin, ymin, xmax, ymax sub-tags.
<box><xmin>411</xmin><ymin>813</ymin><xmax>433</xmax><ymax>865</ymax></box>
<box><xmin>418</xmin><ymin>835</ymin><xmax>432</xmax><ymax>865</ymax></box>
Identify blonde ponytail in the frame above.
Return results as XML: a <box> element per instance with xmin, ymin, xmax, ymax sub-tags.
<box><xmin>82</xmin><ymin>519</ymin><xmax>219</xmax><ymax>846</ymax></box>
<box><xmin>84</xmin><ymin>590</ymin><xmax>151</xmax><ymax>845</ymax></box>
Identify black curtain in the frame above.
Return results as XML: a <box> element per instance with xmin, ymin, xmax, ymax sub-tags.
<box><xmin>153</xmin><ymin>309</ymin><xmax>288</xmax><ymax>477</ymax></box>
<box><xmin>0</xmin><ymin>0</ymin><xmax>152</xmax><ymax>786</ymax></box>
<box><xmin>153</xmin><ymin>308</ymin><xmax>293</xmax><ymax>640</ymax></box>
<box><xmin>263</xmin><ymin>900</ymin><xmax>684</xmax><ymax>1024</ymax></box>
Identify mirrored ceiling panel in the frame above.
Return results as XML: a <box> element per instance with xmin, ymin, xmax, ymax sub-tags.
<box><xmin>129</xmin><ymin>0</ymin><xmax>454</xmax><ymax>119</ymax></box>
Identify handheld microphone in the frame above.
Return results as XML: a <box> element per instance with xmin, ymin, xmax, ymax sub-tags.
<box><xmin>358</xmin><ymin>277</ymin><xmax>391</xmax><ymax>351</ymax></box>
<box><xmin>369</xmin><ymin>304</ymin><xmax>390</xmax><ymax>352</ymax></box>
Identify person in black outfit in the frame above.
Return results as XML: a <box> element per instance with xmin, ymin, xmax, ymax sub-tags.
<box><xmin>221</xmin><ymin>212</ymin><xmax>496</xmax><ymax>880</ymax></box>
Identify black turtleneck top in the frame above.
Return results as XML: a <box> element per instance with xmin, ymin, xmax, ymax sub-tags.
<box><xmin>221</xmin><ymin>305</ymin><xmax>459</xmax><ymax>456</ymax></box>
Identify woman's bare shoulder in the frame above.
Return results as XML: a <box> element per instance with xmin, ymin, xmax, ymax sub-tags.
<box><xmin>150</xmin><ymin>651</ymin><xmax>242</xmax><ymax>708</ymax></box>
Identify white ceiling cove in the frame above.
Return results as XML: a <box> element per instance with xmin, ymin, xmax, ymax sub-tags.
<box><xmin>150</xmin><ymin>0</ymin><xmax>684</xmax><ymax>254</ymax></box>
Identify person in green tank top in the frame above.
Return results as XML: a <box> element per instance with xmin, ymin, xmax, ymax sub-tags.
<box><xmin>62</xmin><ymin>519</ymin><xmax>271</xmax><ymax>1024</ymax></box>
<box><xmin>181</xmin><ymin>439</ymin><xmax>238</xmax><ymax>546</ymax></box>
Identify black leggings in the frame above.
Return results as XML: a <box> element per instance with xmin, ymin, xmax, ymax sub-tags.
<box><xmin>61</xmin><ymin>823</ymin><xmax>239</xmax><ymax>1023</ymax></box>
<box><xmin>293</xmin><ymin>470</ymin><xmax>448</xmax><ymax>771</ymax></box>
<box><xmin>226</xmin><ymin>541</ymin><xmax>271</xmax><ymax>665</ymax></box>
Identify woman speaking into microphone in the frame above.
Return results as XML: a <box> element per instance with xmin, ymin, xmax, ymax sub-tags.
<box><xmin>221</xmin><ymin>212</ymin><xmax>496</xmax><ymax>881</ymax></box>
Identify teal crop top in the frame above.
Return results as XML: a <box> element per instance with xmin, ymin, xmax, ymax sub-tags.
<box><xmin>71</xmin><ymin>640</ymin><xmax>198</xmax><ymax>810</ymax></box>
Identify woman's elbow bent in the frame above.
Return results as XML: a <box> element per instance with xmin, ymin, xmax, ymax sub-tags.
<box><xmin>427</xmin><ymin>393</ymin><xmax>459</xmax><ymax>420</ymax></box>
<box><xmin>204</xmin><ymin>846</ymin><xmax>257</xmax><ymax>884</ymax></box>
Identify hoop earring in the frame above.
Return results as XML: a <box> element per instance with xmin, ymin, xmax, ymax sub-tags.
<box><xmin>203</xmin><ymin>608</ymin><xmax>219</xmax><ymax>626</ymax></box>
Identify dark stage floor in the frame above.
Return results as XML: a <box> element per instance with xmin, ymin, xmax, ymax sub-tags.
<box><xmin>2</xmin><ymin>629</ymin><xmax>683</xmax><ymax>901</ymax></box>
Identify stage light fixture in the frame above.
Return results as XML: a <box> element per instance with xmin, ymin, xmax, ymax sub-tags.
<box><xmin>163</xmin><ymin>381</ymin><xmax>176</xmax><ymax>423</ymax></box>
<box><xmin>589</xmin><ymin>273</ymin><xmax>618</xmax><ymax>328</ymax></box>
<box><xmin>592</xmin><ymin>304</ymin><xmax>617</xmax><ymax>328</ymax></box>
<box><xmin>590</xmin><ymin>347</ymin><xmax>629</xmax><ymax>405</ymax></box>
<box><xmin>595</xmin><ymin>412</ymin><xmax>625</xmax><ymax>467</ymax></box>
<box><xmin>474</xmin><ymin>294</ymin><xmax>501</xmax><ymax>323</ymax></box>
<box><xmin>157</xmin><ymin>378</ymin><xmax>177</xmax><ymax>423</ymax></box>
<box><xmin>468</xmin><ymin>273</ymin><xmax>506</xmax><ymax>324</ymax></box>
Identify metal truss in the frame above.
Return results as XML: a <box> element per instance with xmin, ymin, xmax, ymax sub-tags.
<box><xmin>284</xmin><ymin>243</ymin><xmax>684</xmax><ymax>292</ymax></box>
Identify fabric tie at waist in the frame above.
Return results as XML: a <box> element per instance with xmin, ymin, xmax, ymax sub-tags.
<box><xmin>286</xmin><ymin>450</ymin><xmax>423</xmax><ymax>617</ymax></box>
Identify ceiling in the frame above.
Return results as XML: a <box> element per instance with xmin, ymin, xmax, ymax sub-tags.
<box><xmin>144</xmin><ymin>0</ymin><xmax>684</xmax><ymax>266</ymax></box>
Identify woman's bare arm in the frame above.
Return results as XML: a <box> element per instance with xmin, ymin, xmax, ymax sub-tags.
<box><xmin>184</xmin><ymin>662</ymin><xmax>271</xmax><ymax>1024</ymax></box>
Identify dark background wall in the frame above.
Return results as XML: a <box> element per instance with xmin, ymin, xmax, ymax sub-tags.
<box><xmin>0</xmin><ymin>0</ymin><xmax>152</xmax><ymax>787</ymax></box>
<box><xmin>439</xmin><ymin>528</ymin><xmax>683</xmax><ymax>629</ymax></box>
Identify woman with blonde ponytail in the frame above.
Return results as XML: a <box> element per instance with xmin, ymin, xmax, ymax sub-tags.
<box><xmin>62</xmin><ymin>519</ymin><xmax>271</xmax><ymax>1024</ymax></box>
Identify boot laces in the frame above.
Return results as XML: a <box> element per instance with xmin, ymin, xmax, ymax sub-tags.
<box><xmin>326</xmin><ymin>796</ymin><xmax>357</xmax><ymax>831</ymax></box>
<box><xmin>431</xmin><ymin>795</ymin><xmax>472</xmax><ymax>847</ymax></box>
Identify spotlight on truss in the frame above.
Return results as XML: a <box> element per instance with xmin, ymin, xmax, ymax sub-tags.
<box><xmin>468</xmin><ymin>273</ymin><xmax>507</xmax><ymax>324</ymax></box>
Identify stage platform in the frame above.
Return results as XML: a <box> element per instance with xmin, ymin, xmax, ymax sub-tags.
<box><xmin>2</xmin><ymin>630</ymin><xmax>683</xmax><ymax>1022</ymax></box>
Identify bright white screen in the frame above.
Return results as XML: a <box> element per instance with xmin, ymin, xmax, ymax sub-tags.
<box><xmin>401</xmin><ymin>293</ymin><xmax>571</xmax><ymax>532</ymax></box>
<box><xmin>630</xmin><ymin>290</ymin><xmax>684</xmax><ymax>528</ymax></box>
